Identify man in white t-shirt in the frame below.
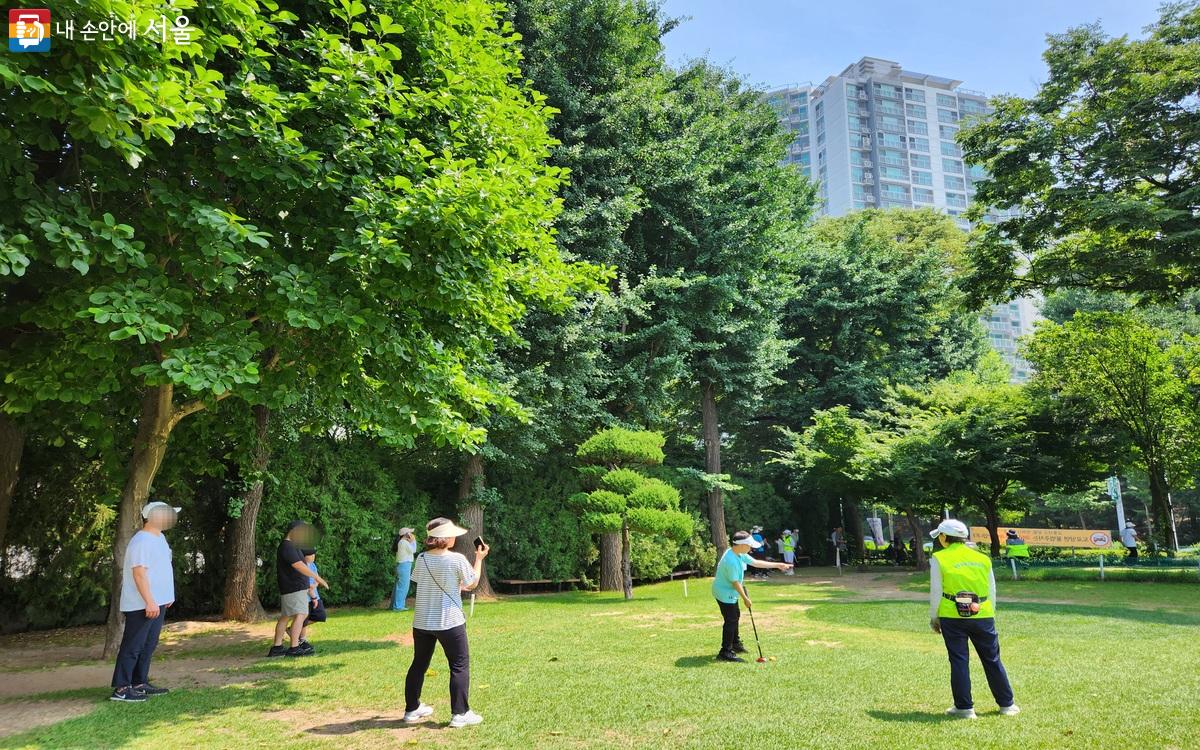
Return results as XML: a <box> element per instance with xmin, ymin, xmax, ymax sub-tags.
<box><xmin>1121</xmin><ymin>521</ymin><xmax>1139</xmax><ymax>562</ymax></box>
<box><xmin>110</xmin><ymin>501</ymin><xmax>179</xmax><ymax>702</ymax></box>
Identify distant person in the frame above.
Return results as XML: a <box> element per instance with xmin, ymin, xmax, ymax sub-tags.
<box><xmin>299</xmin><ymin>548</ymin><xmax>326</xmax><ymax>647</ymax></box>
<box><xmin>403</xmin><ymin>518</ymin><xmax>489</xmax><ymax>729</ymax></box>
<box><xmin>1121</xmin><ymin>521</ymin><xmax>1139</xmax><ymax>562</ymax></box>
<box><xmin>1004</xmin><ymin>530</ymin><xmax>1030</xmax><ymax>562</ymax></box>
<box><xmin>268</xmin><ymin>521</ymin><xmax>328</xmax><ymax>658</ymax></box>
<box><xmin>781</xmin><ymin>529</ymin><xmax>796</xmax><ymax>574</ymax></box>
<box><xmin>111</xmin><ymin>501</ymin><xmax>179</xmax><ymax>703</ymax></box>
<box><xmin>394</xmin><ymin>527</ymin><xmax>417</xmax><ymax>611</ymax></box>
<box><xmin>892</xmin><ymin>535</ymin><xmax>906</xmax><ymax>566</ymax></box>
<box><xmin>750</xmin><ymin>526</ymin><xmax>769</xmax><ymax>578</ymax></box>
<box><xmin>928</xmin><ymin>519</ymin><xmax>1019</xmax><ymax>719</ymax></box>
<box><xmin>711</xmin><ymin>530</ymin><xmax>793</xmax><ymax>663</ymax></box>
<box><xmin>831</xmin><ymin>527</ymin><xmax>848</xmax><ymax>563</ymax></box>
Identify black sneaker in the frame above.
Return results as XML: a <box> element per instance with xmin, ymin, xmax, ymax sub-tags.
<box><xmin>110</xmin><ymin>687</ymin><xmax>147</xmax><ymax>702</ymax></box>
<box><xmin>732</xmin><ymin>642</ymin><xmax>749</xmax><ymax>654</ymax></box>
<box><xmin>299</xmin><ymin>639</ymin><xmax>314</xmax><ymax>651</ymax></box>
<box><xmin>267</xmin><ymin>645</ymin><xmax>288</xmax><ymax>658</ymax></box>
<box><xmin>135</xmin><ymin>683</ymin><xmax>169</xmax><ymax>696</ymax></box>
<box><xmin>716</xmin><ymin>650</ymin><xmax>746</xmax><ymax>663</ymax></box>
<box><xmin>285</xmin><ymin>643</ymin><xmax>314</xmax><ymax>657</ymax></box>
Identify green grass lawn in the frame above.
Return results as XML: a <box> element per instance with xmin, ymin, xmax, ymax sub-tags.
<box><xmin>4</xmin><ymin>573</ymin><xmax>1199</xmax><ymax>749</ymax></box>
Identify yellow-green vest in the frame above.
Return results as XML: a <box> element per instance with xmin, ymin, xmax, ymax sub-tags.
<box><xmin>933</xmin><ymin>542</ymin><xmax>995</xmax><ymax>618</ymax></box>
<box><xmin>782</xmin><ymin>535</ymin><xmax>795</xmax><ymax>553</ymax></box>
<box><xmin>1005</xmin><ymin>539</ymin><xmax>1030</xmax><ymax>558</ymax></box>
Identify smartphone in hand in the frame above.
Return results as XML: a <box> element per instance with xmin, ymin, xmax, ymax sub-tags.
<box><xmin>473</xmin><ymin>536</ymin><xmax>485</xmax><ymax>550</ymax></box>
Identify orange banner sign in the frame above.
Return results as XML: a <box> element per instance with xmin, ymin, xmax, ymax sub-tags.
<box><xmin>969</xmin><ymin>526</ymin><xmax>1113</xmax><ymax>549</ymax></box>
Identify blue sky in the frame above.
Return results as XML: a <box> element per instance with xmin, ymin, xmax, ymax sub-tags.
<box><xmin>660</xmin><ymin>1</ymin><xmax>1164</xmax><ymax>96</ymax></box>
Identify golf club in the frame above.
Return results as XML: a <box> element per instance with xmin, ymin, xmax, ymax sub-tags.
<box><xmin>746</xmin><ymin>604</ymin><xmax>767</xmax><ymax>663</ymax></box>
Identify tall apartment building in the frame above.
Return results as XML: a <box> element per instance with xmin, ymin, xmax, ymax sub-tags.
<box><xmin>767</xmin><ymin>57</ymin><xmax>1035</xmax><ymax>381</ymax></box>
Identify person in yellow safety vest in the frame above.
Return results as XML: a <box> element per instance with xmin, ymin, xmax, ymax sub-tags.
<box><xmin>928</xmin><ymin>519</ymin><xmax>1020</xmax><ymax>720</ymax></box>
<box><xmin>1004</xmin><ymin>529</ymin><xmax>1030</xmax><ymax>559</ymax></box>
<box><xmin>781</xmin><ymin>530</ymin><xmax>796</xmax><ymax>575</ymax></box>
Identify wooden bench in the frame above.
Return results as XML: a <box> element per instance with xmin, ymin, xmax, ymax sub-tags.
<box><xmin>496</xmin><ymin>578</ymin><xmax>581</xmax><ymax>595</ymax></box>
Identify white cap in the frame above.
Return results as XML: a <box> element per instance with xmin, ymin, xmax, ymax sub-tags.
<box><xmin>426</xmin><ymin>518</ymin><xmax>469</xmax><ymax>538</ymax></box>
<box><xmin>141</xmin><ymin>501</ymin><xmax>181</xmax><ymax>519</ymax></box>
<box><xmin>731</xmin><ymin>531</ymin><xmax>762</xmax><ymax>548</ymax></box>
<box><xmin>1126</xmin><ymin>521</ymin><xmax>1136</xmax><ymax>528</ymax></box>
<box><xmin>398</xmin><ymin>527</ymin><xmax>415</xmax><ymax>536</ymax></box>
<box><xmin>930</xmin><ymin>519</ymin><xmax>970</xmax><ymax>539</ymax></box>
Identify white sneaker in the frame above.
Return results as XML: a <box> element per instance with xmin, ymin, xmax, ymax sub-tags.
<box><xmin>449</xmin><ymin>710</ymin><xmax>484</xmax><ymax>728</ymax></box>
<box><xmin>945</xmin><ymin>707</ymin><xmax>978</xmax><ymax>719</ymax></box>
<box><xmin>403</xmin><ymin>704</ymin><xmax>433</xmax><ymax>723</ymax></box>
<box><xmin>999</xmin><ymin>704</ymin><xmax>1021</xmax><ymax>716</ymax></box>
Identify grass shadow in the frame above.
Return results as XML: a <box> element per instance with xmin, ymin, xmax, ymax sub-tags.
<box><xmin>866</xmin><ymin>709</ymin><xmax>956</xmax><ymax>724</ymax></box>
<box><xmin>673</xmin><ymin>655</ymin><xmax>718</xmax><ymax>668</ymax></box>
<box><xmin>806</xmin><ymin>598</ymin><xmax>1200</xmax><ymax>629</ymax></box>
<box><xmin>306</xmin><ymin>716</ymin><xmax>418</xmax><ymax>735</ymax></box>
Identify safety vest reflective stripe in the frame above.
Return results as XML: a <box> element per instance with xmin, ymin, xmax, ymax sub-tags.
<box><xmin>933</xmin><ymin>543</ymin><xmax>995</xmax><ymax>619</ymax></box>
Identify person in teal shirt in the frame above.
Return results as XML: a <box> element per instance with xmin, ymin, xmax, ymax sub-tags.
<box><xmin>712</xmin><ymin>530</ymin><xmax>792</xmax><ymax>662</ymax></box>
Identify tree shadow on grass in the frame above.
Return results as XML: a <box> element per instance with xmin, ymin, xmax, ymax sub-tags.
<box><xmin>805</xmin><ymin>598</ymin><xmax>1200</xmax><ymax>629</ymax></box>
<box><xmin>2</xmin><ymin>664</ymin><xmax>329</xmax><ymax>749</ymax></box>
<box><xmin>306</xmin><ymin>716</ymin><xmax>416</xmax><ymax>735</ymax></box>
<box><xmin>866</xmin><ymin>709</ymin><xmax>956</xmax><ymax>724</ymax></box>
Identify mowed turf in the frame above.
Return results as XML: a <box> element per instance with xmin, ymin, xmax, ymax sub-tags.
<box><xmin>3</xmin><ymin>571</ymin><xmax>1198</xmax><ymax>749</ymax></box>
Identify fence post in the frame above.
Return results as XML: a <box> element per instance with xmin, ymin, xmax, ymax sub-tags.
<box><xmin>1010</xmin><ymin>557</ymin><xmax>1018</xmax><ymax>581</ymax></box>
<box><xmin>1099</xmin><ymin>554</ymin><xmax>1105</xmax><ymax>582</ymax></box>
<box><xmin>683</xmin><ymin>577</ymin><xmax>689</xmax><ymax>598</ymax></box>
<box><xmin>836</xmin><ymin>547</ymin><xmax>842</xmax><ymax>575</ymax></box>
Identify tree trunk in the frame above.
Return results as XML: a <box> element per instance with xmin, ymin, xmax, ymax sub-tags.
<box><xmin>0</xmin><ymin>413</ymin><xmax>25</xmax><ymax>579</ymax></box>
<box><xmin>1146</xmin><ymin>462</ymin><xmax>1175</xmax><ymax>551</ymax></box>
<box><xmin>905</xmin><ymin>508</ymin><xmax>928</xmax><ymax>570</ymax></box>
<box><xmin>983</xmin><ymin>494</ymin><xmax>1002</xmax><ymax>558</ymax></box>
<box><xmin>620</xmin><ymin>519</ymin><xmax>633</xmax><ymax>600</ymax></box>
<box><xmin>103</xmin><ymin>385</ymin><xmax>177</xmax><ymax>658</ymax></box>
<box><xmin>599</xmin><ymin>532</ymin><xmax>622</xmax><ymax>591</ymax></box>
<box><xmin>701</xmin><ymin>380</ymin><xmax>728</xmax><ymax>554</ymax></box>
<box><xmin>453</xmin><ymin>453</ymin><xmax>494</xmax><ymax>597</ymax></box>
<box><xmin>843</xmin><ymin>498</ymin><xmax>866</xmax><ymax>565</ymax></box>
<box><xmin>222</xmin><ymin>404</ymin><xmax>271</xmax><ymax>621</ymax></box>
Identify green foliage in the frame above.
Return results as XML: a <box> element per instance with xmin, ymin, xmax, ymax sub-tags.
<box><xmin>628</xmin><ymin>533</ymin><xmax>680</xmax><ymax>580</ymax></box>
<box><xmin>577</xmin><ymin>427</ymin><xmax>666</xmax><ymax>467</ymax></box>
<box><xmin>601</xmin><ymin>468</ymin><xmax>650</xmax><ymax>496</ymax></box>
<box><xmin>959</xmin><ymin>3</ymin><xmax>1200</xmax><ymax>301</ymax></box>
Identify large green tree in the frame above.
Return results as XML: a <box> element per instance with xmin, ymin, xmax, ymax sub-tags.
<box><xmin>960</xmin><ymin>3</ymin><xmax>1200</xmax><ymax>303</ymax></box>
<box><xmin>1025</xmin><ymin>312</ymin><xmax>1199</xmax><ymax>549</ymax></box>
<box><xmin>1</xmin><ymin>0</ymin><xmax>599</xmax><ymax>651</ymax></box>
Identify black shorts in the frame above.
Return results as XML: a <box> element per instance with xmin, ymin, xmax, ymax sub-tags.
<box><xmin>307</xmin><ymin>598</ymin><xmax>327</xmax><ymax>623</ymax></box>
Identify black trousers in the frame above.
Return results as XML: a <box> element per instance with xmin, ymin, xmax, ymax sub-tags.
<box><xmin>717</xmin><ymin>600</ymin><xmax>741</xmax><ymax>653</ymax></box>
<box><xmin>111</xmin><ymin>607</ymin><xmax>166</xmax><ymax>688</ymax></box>
<box><xmin>1126</xmin><ymin>545</ymin><xmax>1138</xmax><ymax>561</ymax></box>
<box><xmin>939</xmin><ymin>617</ymin><xmax>1014</xmax><ymax>710</ymax></box>
<box><xmin>405</xmin><ymin>625</ymin><xmax>470</xmax><ymax>715</ymax></box>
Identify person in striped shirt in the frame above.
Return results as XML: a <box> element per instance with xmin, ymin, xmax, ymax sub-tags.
<box><xmin>402</xmin><ymin>518</ymin><xmax>488</xmax><ymax>729</ymax></box>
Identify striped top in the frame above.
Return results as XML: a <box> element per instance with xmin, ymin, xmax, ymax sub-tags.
<box><xmin>412</xmin><ymin>551</ymin><xmax>475</xmax><ymax>631</ymax></box>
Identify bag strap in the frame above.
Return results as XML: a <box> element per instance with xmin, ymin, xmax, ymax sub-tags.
<box><xmin>419</xmin><ymin>553</ymin><xmax>467</xmax><ymax>618</ymax></box>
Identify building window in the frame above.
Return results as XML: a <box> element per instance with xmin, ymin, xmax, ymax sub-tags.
<box><xmin>907</xmin><ymin>120</ymin><xmax>928</xmax><ymax>135</ymax></box>
<box><xmin>943</xmin><ymin>158</ymin><xmax>964</xmax><ymax>174</ymax></box>
<box><xmin>937</xmin><ymin>93</ymin><xmax>957</xmax><ymax>108</ymax></box>
<box><xmin>878</xmin><ymin>115</ymin><xmax>904</xmax><ymax>132</ymax></box>
<box><xmin>911</xmin><ymin>170</ymin><xmax>932</xmax><ymax>186</ymax></box>
<box><xmin>938</xmin><ymin>108</ymin><xmax>959</xmax><ymax>125</ymax></box>
<box><xmin>913</xmin><ymin>187</ymin><xmax>934</xmax><ymax>203</ymax></box>
<box><xmin>905</xmin><ymin>104</ymin><xmax>927</xmax><ymax>118</ymax></box>
<box><xmin>946</xmin><ymin>192</ymin><xmax>968</xmax><ymax>208</ymax></box>
<box><xmin>904</xmin><ymin>88</ymin><xmax>926</xmax><ymax>103</ymax></box>
<box><xmin>881</xmin><ymin>165</ymin><xmax>907</xmax><ymax>180</ymax></box>
<box><xmin>910</xmin><ymin>154</ymin><xmax>931</xmax><ymax>169</ymax></box>
<box><xmin>875</xmin><ymin>83</ymin><xmax>901</xmax><ymax>99</ymax></box>
<box><xmin>945</xmin><ymin>175</ymin><xmax>966</xmax><ymax>190</ymax></box>
<box><xmin>939</xmin><ymin>125</ymin><xmax>958</xmax><ymax>140</ymax></box>
<box><xmin>941</xmin><ymin>142</ymin><xmax>961</xmax><ymax>157</ymax></box>
<box><xmin>880</xmin><ymin>132</ymin><xmax>904</xmax><ymax>148</ymax></box>
<box><xmin>878</xmin><ymin>148</ymin><xmax>905</xmax><ymax>167</ymax></box>
<box><xmin>908</xmin><ymin>136</ymin><xmax>930</xmax><ymax>152</ymax></box>
<box><xmin>959</xmin><ymin>98</ymin><xmax>987</xmax><ymax>114</ymax></box>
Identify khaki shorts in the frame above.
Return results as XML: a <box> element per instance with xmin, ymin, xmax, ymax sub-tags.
<box><xmin>281</xmin><ymin>590</ymin><xmax>310</xmax><ymax>617</ymax></box>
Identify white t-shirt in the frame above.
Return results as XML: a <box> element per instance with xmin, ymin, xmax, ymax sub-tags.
<box><xmin>412</xmin><ymin>551</ymin><xmax>475</xmax><ymax>631</ymax></box>
<box><xmin>120</xmin><ymin>530</ymin><xmax>175</xmax><ymax>612</ymax></box>
<box><xmin>396</xmin><ymin>538</ymin><xmax>416</xmax><ymax>564</ymax></box>
<box><xmin>1121</xmin><ymin>527</ymin><xmax>1138</xmax><ymax>547</ymax></box>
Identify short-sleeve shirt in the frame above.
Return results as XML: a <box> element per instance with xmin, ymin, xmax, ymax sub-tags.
<box><xmin>412</xmin><ymin>551</ymin><xmax>475</xmax><ymax>631</ymax></box>
<box><xmin>277</xmin><ymin>539</ymin><xmax>310</xmax><ymax>595</ymax></box>
<box><xmin>307</xmin><ymin>561</ymin><xmax>320</xmax><ymax>602</ymax></box>
<box><xmin>711</xmin><ymin>549</ymin><xmax>753</xmax><ymax>604</ymax></box>
<box><xmin>1121</xmin><ymin>527</ymin><xmax>1137</xmax><ymax>547</ymax></box>
<box><xmin>119</xmin><ymin>530</ymin><xmax>175</xmax><ymax>612</ymax></box>
<box><xmin>396</xmin><ymin>538</ymin><xmax>416</xmax><ymax>564</ymax></box>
